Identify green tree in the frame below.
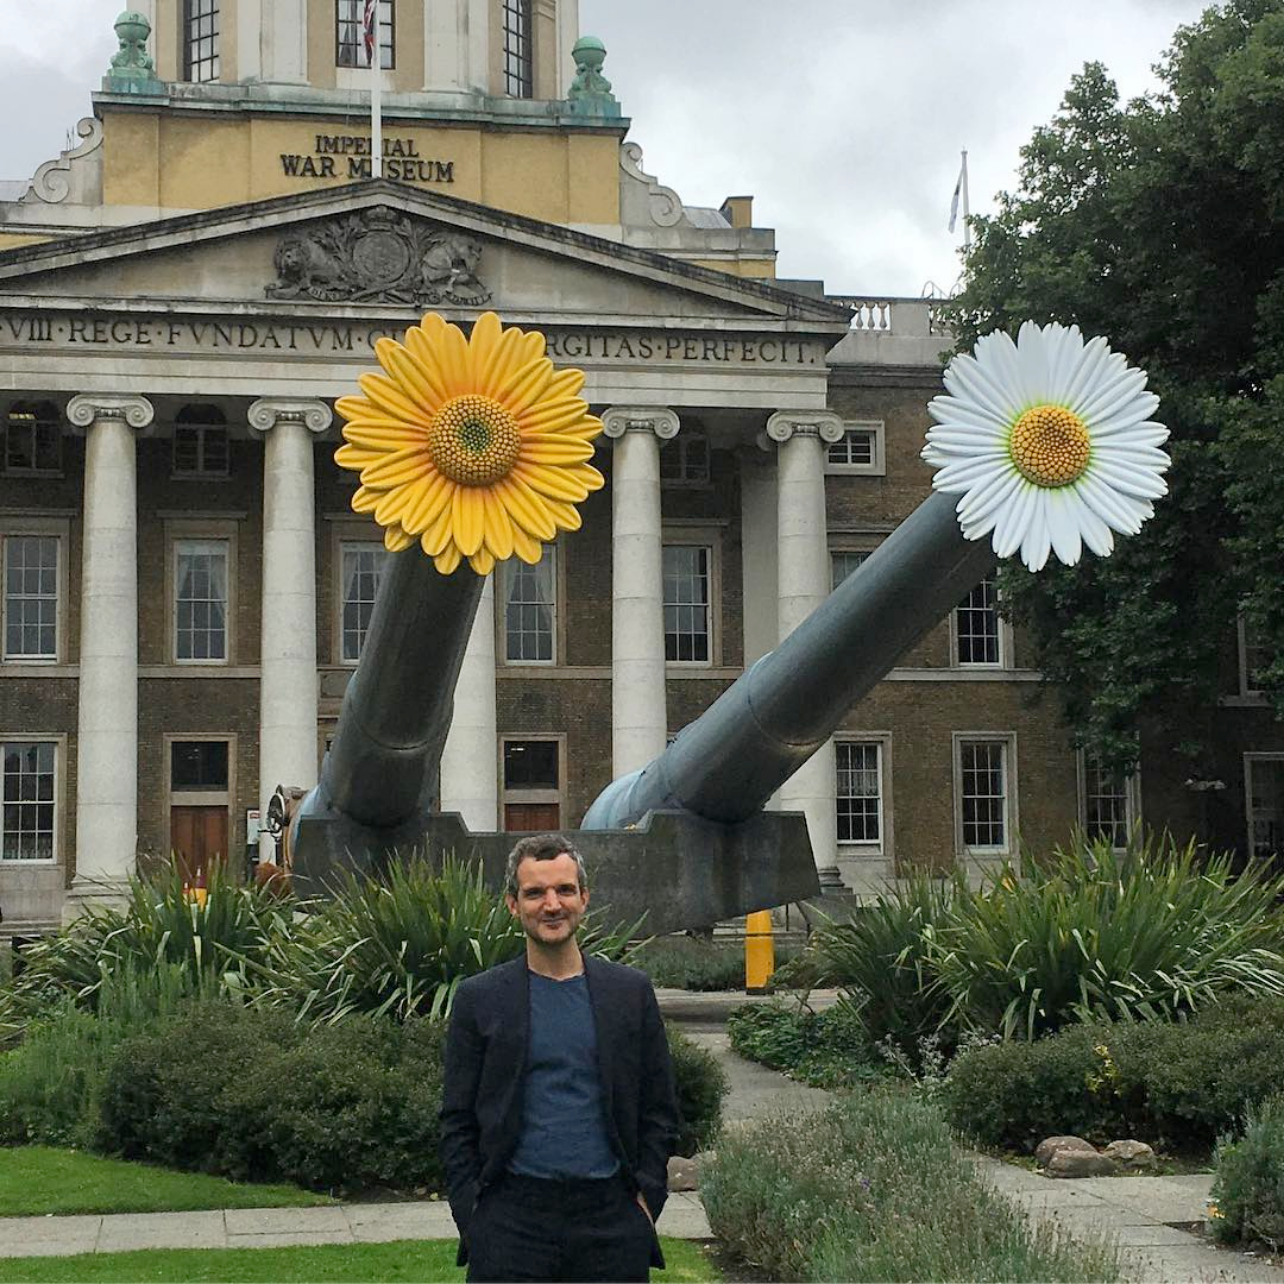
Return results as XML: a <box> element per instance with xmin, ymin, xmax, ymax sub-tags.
<box><xmin>945</xmin><ymin>0</ymin><xmax>1284</xmax><ymax>775</ymax></box>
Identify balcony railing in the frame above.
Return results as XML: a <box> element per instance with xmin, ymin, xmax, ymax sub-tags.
<box><xmin>828</xmin><ymin>296</ymin><xmax>955</xmax><ymax>338</ymax></box>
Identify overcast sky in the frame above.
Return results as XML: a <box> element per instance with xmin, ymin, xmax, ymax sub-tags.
<box><xmin>1</xmin><ymin>0</ymin><xmax>1213</xmax><ymax>295</ymax></box>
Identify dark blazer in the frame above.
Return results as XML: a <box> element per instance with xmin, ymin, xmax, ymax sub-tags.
<box><xmin>439</xmin><ymin>954</ymin><xmax>678</xmax><ymax>1267</ymax></box>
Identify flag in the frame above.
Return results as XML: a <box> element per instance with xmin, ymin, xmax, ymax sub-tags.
<box><xmin>948</xmin><ymin>168</ymin><xmax>963</xmax><ymax>233</ymax></box>
<box><xmin>363</xmin><ymin>0</ymin><xmax>378</xmax><ymax>68</ymax></box>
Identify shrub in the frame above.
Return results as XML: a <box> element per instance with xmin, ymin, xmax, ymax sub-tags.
<box><xmin>0</xmin><ymin>968</ymin><xmax>202</xmax><ymax>1149</ymax></box>
<box><xmin>631</xmin><ymin>936</ymin><xmax>799</xmax><ymax>992</ymax></box>
<box><xmin>0</xmin><ymin>865</ymin><xmax>286</xmax><ymax>1035</ymax></box>
<box><xmin>727</xmin><ymin>999</ymin><xmax>884</xmax><ymax>1088</ymax></box>
<box><xmin>95</xmin><ymin>997</ymin><xmax>723</xmax><ymax>1192</ymax></box>
<box><xmin>666</xmin><ymin>1024</ymin><xmax>728</xmax><ymax>1155</ymax></box>
<box><xmin>246</xmin><ymin>855</ymin><xmax>639</xmax><ymax>1023</ymax></box>
<box><xmin>1210</xmin><ymin>1095</ymin><xmax>1284</xmax><ymax>1249</ymax></box>
<box><xmin>0</xmin><ymin>1002</ymin><xmax>115</xmax><ymax>1148</ymax></box>
<box><xmin>701</xmin><ymin>1090</ymin><xmax>1121</xmax><ymax>1282</ymax></box>
<box><xmin>794</xmin><ymin>873</ymin><xmax>957</xmax><ymax>1056</ymax></box>
<box><xmin>940</xmin><ymin>1022</ymin><xmax>1131</xmax><ymax>1150</ymax></box>
<box><xmin>99</xmin><ymin>1002</ymin><xmax>449</xmax><ymax>1192</ymax></box>
<box><xmin>942</xmin><ymin>996</ymin><xmax>1284</xmax><ymax>1153</ymax></box>
<box><xmin>933</xmin><ymin>836</ymin><xmax>1284</xmax><ymax>1039</ymax></box>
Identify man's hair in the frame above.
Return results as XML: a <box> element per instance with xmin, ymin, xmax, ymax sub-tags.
<box><xmin>504</xmin><ymin>833</ymin><xmax>588</xmax><ymax>897</ymax></box>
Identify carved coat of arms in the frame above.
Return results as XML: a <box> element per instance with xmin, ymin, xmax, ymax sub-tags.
<box><xmin>266</xmin><ymin>209</ymin><xmax>491</xmax><ymax>306</ymax></box>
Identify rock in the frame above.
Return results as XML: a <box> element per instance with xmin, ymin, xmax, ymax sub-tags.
<box><xmin>1104</xmin><ymin>1139</ymin><xmax>1157</xmax><ymax>1171</ymax></box>
<box><xmin>1045</xmin><ymin>1148</ymin><xmax>1118</xmax><ymax>1178</ymax></box>
<box><xmin>667</xmin><ymin>1155</ymin><xmax>699</xmax><ymax>1191</ymax></box>
<box><xmin>1035</xmin><ymin>1135</ymin><xmax>1099</xmax><ymax>1167</ymax></box>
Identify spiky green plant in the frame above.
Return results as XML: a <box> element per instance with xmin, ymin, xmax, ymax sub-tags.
<box><xmin>791</xmin><ymin>871</ymin><xmax>956</xmax><ymax>1056</ymax></box>
<box><xmin>932</xmin><ymin>834</ymin><xmax>1284</xmax><ymax>1040</ymax></box>
<box><xmin>0</xmin><ymin>864</ymin><xmax>285</xmax><ymax>1036</ymax></box>
<box><xmin>245</xmin><ymin>854</ymin><xmax>641</xmax><ymax>1023</ymax></box>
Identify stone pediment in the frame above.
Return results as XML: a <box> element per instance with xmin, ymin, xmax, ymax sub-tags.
<box><xmin>0</xmin><ymin>180</ymin><xmax>848</xmax><ymax>334</ymax></box>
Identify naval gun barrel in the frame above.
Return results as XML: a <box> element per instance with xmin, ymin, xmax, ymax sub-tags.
<box><xmin>297</xmin><ymin>550</ymin><xmax>483</xmax><ymax>832</ymax></box>
<box><xmin>582</xmin><ymin>490</ymin><xmax>997</xmax><ymax>830</ymax></box>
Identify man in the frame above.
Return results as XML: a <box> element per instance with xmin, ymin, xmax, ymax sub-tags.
<box><xmin>440</xmin><ymin>834</ymin><xmax>678</xmax><ymax>1282</ymax></box>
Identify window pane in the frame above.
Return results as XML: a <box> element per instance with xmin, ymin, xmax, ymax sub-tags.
<box><xmin>827</xmin><ymin>428</ymin><xmax>874</xmax><ymax>467</ymax></box>
<box><xmin>336</xmin><ymin>0</ymin><xmax>395</xmax><ymax>69</ymax></box>
<box><xmin>960</xmin><ymin>740</ymin><xmax>1007</xmax><ymax>848</ymax></box>
<box><xmin>1</xmin><ymin>741</ymin><xmax>55</xmax><ymax>861</ymax></box>
<box><xmin>173</xmin><ymin>422</ymin><xmax>229</xmax><ymax>477</ymax></box>
<box><xmin>4</xmin><ymin>536</ymin><xmax>58</xmax><ymax>659</ymax></box>
<box><xmin>1248</xmin><ymin>758</ymin><xmax>1284</xmax><ymax>861</ymax></box>
<box><xmin>659</xmin><ymin>436</ymin><xmax>710</xmax><ymax>484</ymax></box>
<box><xmin>170</xmin><ymin>741</ymin><xmax>229</xmax><ymax>791</ymax></box>
<box><xmin>4</xmin><ymin>405</ymin><xmax>60</xmax><ymax>474</ymax></box>
<box><xmin>175</xmin><ymin>540</ymin><xmax>228</xmax><ymax>662</ymax></box>
<box><xmin>1084</xmin><ymin>755</ymin><xmax>1131</xmax><ymax>848</ymax></box>
<box><xmin>505</xmin><ymin>556</ymin><xmax>555</xmax><ymax>662</ymax></box>
<box><xmin>501</xmin><ymin>0</ymin><xmax>533</xmax><ymax>96</ymax></box>
<box><xmin>830</xmin><ymin>551</ymin><xmax>868</xmax><ymax>592</ymax></box>
<box><xmin>341</xmin><ymin>543</ymin><xmax>387</xmax><ymax>661</ymax></box>
<box><xmin>184</xmin><ymin>0</ymin><xmax>220</xmax><ymax>81</ymax></box>
<box><xmin>1243</xmin><ymin>619</ymin><xmax>1271</xmax><ymax>693</ymax></box>
<box><xmin>836</xmin><ymin>741</ymin><xmax>881</xmax><ymax>843</ymax></box>
<box><xmin>956</xmin><ymin>576</ymin><xmax>1001</xmax><ymax>665</ymax></box>
<box><xmin>663</xmin><ymin>546</ymin><xmax>710</xmax><ymax>662</ymax></box>
<box><xmin>504</xmin><ymin>741</ymin><xmax>558</xmax><ymax>790</ymax></box>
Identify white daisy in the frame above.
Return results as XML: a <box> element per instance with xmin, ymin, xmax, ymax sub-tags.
<box><xmin>921</xmin><ymin>321</ymin><xmax>1170</xmax><ymax>571</ymax></box>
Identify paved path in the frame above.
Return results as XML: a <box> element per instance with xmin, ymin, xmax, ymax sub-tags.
<box><xmin>2</xmin><ymin>986</ymin><xmax>1283</xmax><ymax>1280</ymax></box>
<box><xmin>0</xmin><ymin>1195</ymin><xmax>713</xmax><ymax>1260</ymax></box>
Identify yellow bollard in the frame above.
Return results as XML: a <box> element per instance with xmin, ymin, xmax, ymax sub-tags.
<box><xmin>744</xmin><ymin>910</ymin><xmax>775</xmax><ymax>993</ymax></box>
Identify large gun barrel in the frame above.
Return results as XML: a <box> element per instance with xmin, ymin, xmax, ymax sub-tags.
<box><xmin>582</xmin><ymin>490</ymin><xmax>996</xmax><ymax>829</ymax></box>
<box><xmin>289</xmin><ymin>551</ymin><xmax>483</xmax><ymax>867</ymax></box>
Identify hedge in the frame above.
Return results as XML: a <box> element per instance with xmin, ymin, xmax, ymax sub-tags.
<box><xmin>941</xmin><ymin>995</ymin><xmax>1284</xmax><ymax>1152</ymax></box>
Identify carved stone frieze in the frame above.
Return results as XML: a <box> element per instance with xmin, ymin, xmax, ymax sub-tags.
<box><xmin>265</xmin><ymin>208</ymin><xmax>492</xmax><ymax>307</ymax></box>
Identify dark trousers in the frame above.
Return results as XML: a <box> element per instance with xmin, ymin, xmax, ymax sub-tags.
<box><xmin>465</xmin><ymin>1172</ymin><xmax>657</xmax><ymax>1283</ymax></box>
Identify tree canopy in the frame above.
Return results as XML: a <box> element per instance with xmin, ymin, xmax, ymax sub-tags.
<box><xmin>945</xmin><ymin>0</ymin><xmax>1284</xmax><ymax>774</ymax></box>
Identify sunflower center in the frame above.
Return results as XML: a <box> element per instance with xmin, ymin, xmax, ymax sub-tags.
<box><xmin>1009</xmin><ymin>404</ymin><xmax>1091</xmax><ymax>487</ymax></box>
<box><xmin>428</xmin><ymin>394</ymin><xmax>522</xmax><ymax>486</ymax></box>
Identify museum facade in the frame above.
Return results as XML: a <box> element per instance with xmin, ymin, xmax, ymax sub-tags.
<box><xmin>0</xmin><ymin>0</ymin><xmax>1278</xmax><ymax>930</ymax></box>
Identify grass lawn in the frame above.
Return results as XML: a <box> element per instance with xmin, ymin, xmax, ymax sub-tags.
<box><xmin>0</xmin><ymin>1149</ymin><xmax>333</xmax><ymax>1217</ymax></box>
<box><xmin>0</xmin><ymin>1238</ymin><xmax>721</xmax><ymax>1282</ymax></box>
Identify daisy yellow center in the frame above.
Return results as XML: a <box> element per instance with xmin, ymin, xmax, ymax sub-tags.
<box><xmin>428</xmin><ymin>394</ymin><xmax>522</xmax><ymax>486</ymax></box>
<box><xmin>1009</xmin><ymin>404</ymin><xmax>1091</xmax><ymax>487</ymax></box>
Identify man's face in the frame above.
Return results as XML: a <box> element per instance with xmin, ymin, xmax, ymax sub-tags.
<box><xmin>506</xmin><ymin>852</ymin><xmax>589</xmax><ymax>947</ymax></box>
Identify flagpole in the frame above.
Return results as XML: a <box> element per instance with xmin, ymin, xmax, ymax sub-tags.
<box><xmin>960</xmin><ymin>148</ymin><xmax>971</xmax><ymax>251</ymax></box>
<box><xmin>369</xmin><ymin>7</ymin><xmax>383</xmax><ymax>179</ymax></box>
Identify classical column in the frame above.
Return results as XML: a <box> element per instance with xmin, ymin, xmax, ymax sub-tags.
<box><xmin>603</xmin><ymin>406</ymin><xmax>680</xmax><ymax>778</ymax></box>
<box><xmin>439</xmin><ymin>574</ymin><xmax>498</xmax><ymax>831</ymax></box>
<box><xmin>767</xmin><ymin>410</ymin><xmax>845</xmax><ymax>887</ymax></box>
<box><xmin>248</xmin><ymin>398</ymin><xmax>331</xmax><ymax>858</ymax></box>
<box><xmin>65</xmin><ymin>393</ymin><xmax>154</xmax><ymax>917</ymax></box>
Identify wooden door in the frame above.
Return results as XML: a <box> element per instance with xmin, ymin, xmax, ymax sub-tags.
<box><xmin>170</xmin><ymin>805</ymin><xmax>229</xmax><ymax>884</ymax></box>
<box><xmin>503</xmin><ymin>802</ymin><xmax>562</xmax><ymax>832</ymax></box>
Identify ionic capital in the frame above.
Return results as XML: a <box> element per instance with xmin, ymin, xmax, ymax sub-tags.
<box><xmin>66</xmin><ymin>394</ymin><xmax>154</xmax><ymax>434</ymax></box>
<box><xmin>247</xmin><ymin>398</ymin><xmax>333</xmax><ymax>439</ymax></box>
<box><xmin>601</xmin><ymin>406</ymin><xmax>680</xmax><ymax>442</ymax></box>
<box><xmin>765</xmin><ymin>410</ymin><xmax>844</xmax><ymax>445</ymax></box>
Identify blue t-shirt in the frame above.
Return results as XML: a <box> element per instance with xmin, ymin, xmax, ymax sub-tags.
<box><xmin>508</xmin><ymin>971</ymin><xmax>620</xmax><ymax>1179</ymax></box>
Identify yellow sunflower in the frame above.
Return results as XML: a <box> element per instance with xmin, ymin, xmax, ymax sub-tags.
<box><xmin>334</xmin><ymin>312</ymin><xmax>604</xmax><ymax>575</ymax></box>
